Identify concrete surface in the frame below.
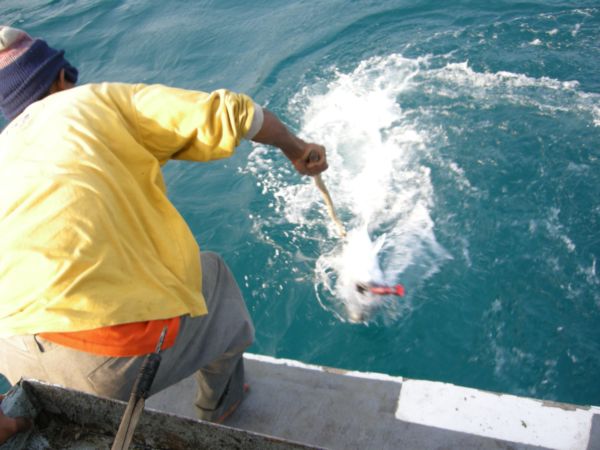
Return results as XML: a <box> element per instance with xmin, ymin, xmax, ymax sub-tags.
<box><xmin>0</xmin><ymin>379</ymin><xmax>315</xmax><ymax>450</ymax></box>
<box><xmin>147</xmin><ymin>354</ymin><xmax>600</xmax><ymax>450</ymax></box>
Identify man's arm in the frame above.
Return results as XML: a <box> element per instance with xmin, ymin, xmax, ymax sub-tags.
<box><xmin>251</xmin><ymin>109</ymin><xmax>328</xmax><ymax>176</ymax></box>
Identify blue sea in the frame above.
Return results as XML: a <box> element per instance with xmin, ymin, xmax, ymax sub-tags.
<box><xmin>1</xmin><ymin>1</ymin><xmax>599</xmax><ymax>407</ymax></box>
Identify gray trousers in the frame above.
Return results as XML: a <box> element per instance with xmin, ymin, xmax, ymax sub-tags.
<box><xmin>0</xmin><ymin>252</ymin><xmax>255</xmax><ymax>422</ymax></box>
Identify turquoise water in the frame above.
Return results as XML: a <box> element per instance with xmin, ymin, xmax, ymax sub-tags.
<box><xmin>2</xmin><ymin>1</ymin><xmax>599</xmax><ymax>406</ymax></box>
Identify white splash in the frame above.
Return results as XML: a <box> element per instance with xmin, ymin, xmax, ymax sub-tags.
<box><xmin>430</xmin><ymin>61</ymin><xmax>580</xmax><ymax>91</ymax></box>
<box><xmin>246</xmin><ymin>52</ymin><xmax>595</xmax><ymax>323</ymax></box>
<box><xmin>285</xmin><ymin>54</ymin><xmax>449</xmax><ymax>323</ymax></box>
<box><xmin>316</xmin><ymin>227</ymin><xmax>387</xmax><ymax>322</ymax></box>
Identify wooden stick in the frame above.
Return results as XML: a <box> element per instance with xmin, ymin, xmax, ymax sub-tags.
<box><xmin>313</xmin><ymin>174</ymin><xmax>346</xmax><ymax>238</ymax></box>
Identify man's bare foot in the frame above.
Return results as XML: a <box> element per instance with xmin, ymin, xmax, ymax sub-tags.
<box><xmin>215</xmin><ymin>383</ymin><xmax>250</xmax><ymax>424</ymax></box>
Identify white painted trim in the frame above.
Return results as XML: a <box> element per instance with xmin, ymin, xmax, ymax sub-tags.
<box><xmin>245</xmin><ymin>353</ymin><xmax>404</xmax><ymax>383</ymax></box>
<box><xmin>396</xmin><ymin>379</ymin><xmax>598</xmax><ymax>450</ymax></box>
<box><xmin>245</xmin><ymin>353</ymin><xmax>324</xmax><ymax>371</ymax></box>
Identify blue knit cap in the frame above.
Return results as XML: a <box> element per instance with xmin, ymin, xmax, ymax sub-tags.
<box><xmin>0</xmin><ymin>26</ymin><xmax>78</xmax><ymax>120</ymax></box>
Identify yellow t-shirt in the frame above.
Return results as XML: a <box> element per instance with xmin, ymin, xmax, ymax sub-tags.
<box><xmin>0</xmin><ymin>82</ymin><xmax>256</xmax><ymax>337</ymax></box>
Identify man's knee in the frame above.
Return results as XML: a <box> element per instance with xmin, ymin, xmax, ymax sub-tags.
<box><xmin>200</xmin><ymin>251</ymin><xmax>222</xmax><ymax>272</ymax></box>
<box><xmin>199</xmin><ymin>252</ymin><xmax>254</xmax><ymax>347</ymax></box>
<box><xmin>200</xmin><ymin>251</ymin><xmax>242</xmax><ymax>302</ymax></box>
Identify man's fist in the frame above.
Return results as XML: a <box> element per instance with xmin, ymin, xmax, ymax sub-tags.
<box><xmin>293</xmin><ymin>144</ymin><xmax>328</xmax><ymax>176</ymax></box>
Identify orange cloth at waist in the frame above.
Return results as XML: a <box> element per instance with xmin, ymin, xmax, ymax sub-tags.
<box><xmin>39</xmin><ymin>317</ymin><xmax>180</xmax><ymax>357</ymax></box>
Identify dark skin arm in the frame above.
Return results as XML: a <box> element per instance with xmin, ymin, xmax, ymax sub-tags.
<box><xmin>251</xmin><ymin>110</ymin><xmax>328</xmax><ymax>176</ymax></box>
<box><xmin>0</xmin><ymin>395</ymin><xmax>31</xmax><ymax>445</ymax></box>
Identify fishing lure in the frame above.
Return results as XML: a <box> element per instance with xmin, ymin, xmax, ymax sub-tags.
<box><xmin>356</xmin><ymin>282</ymin><xmax>405</xmax><ymax>297</ymax></box>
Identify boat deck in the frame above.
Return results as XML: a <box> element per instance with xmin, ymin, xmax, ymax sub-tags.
<box><xmin>1</xmin><ymin>353</ymin><xmax>598</xmax><ymax>449</ymax></box>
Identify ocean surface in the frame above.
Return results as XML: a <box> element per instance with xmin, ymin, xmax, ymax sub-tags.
<box><xmin>1</xmin><ymin>0</ymin><xmax>599</xmax><ymax>406</ymax></box>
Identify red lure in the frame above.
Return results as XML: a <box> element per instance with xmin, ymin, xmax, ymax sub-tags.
<box><xmin>356</xmin><ymin>283</ymin><xmax>405</xmax><ymax>297</ymax></box>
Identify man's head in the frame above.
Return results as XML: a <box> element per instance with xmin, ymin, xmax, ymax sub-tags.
<box><xmin>0</xmin><ymin>26</ymin><xmax>78</xmax><ymax>121</ymax></box>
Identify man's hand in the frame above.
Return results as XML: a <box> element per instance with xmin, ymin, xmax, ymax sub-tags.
<box><xmin>251</xmin><ymin>109</ymin><xmax>328</xmax><ymax>177</ymax></box>
<box><xmin>0</xmin><ymin>394</ymin><xmax>32</xmax><ymax>445</ymax></box>
<box><xmin>291</xmin><ymin>143</ymin><xmax>328</xmax><ymax>176</ymax></box>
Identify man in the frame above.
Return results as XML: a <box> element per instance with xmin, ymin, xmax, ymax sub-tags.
<box><xmin>0</xmin><ymin>25</ymin><xmax>327</xmax><ymax>427</ymax></box>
